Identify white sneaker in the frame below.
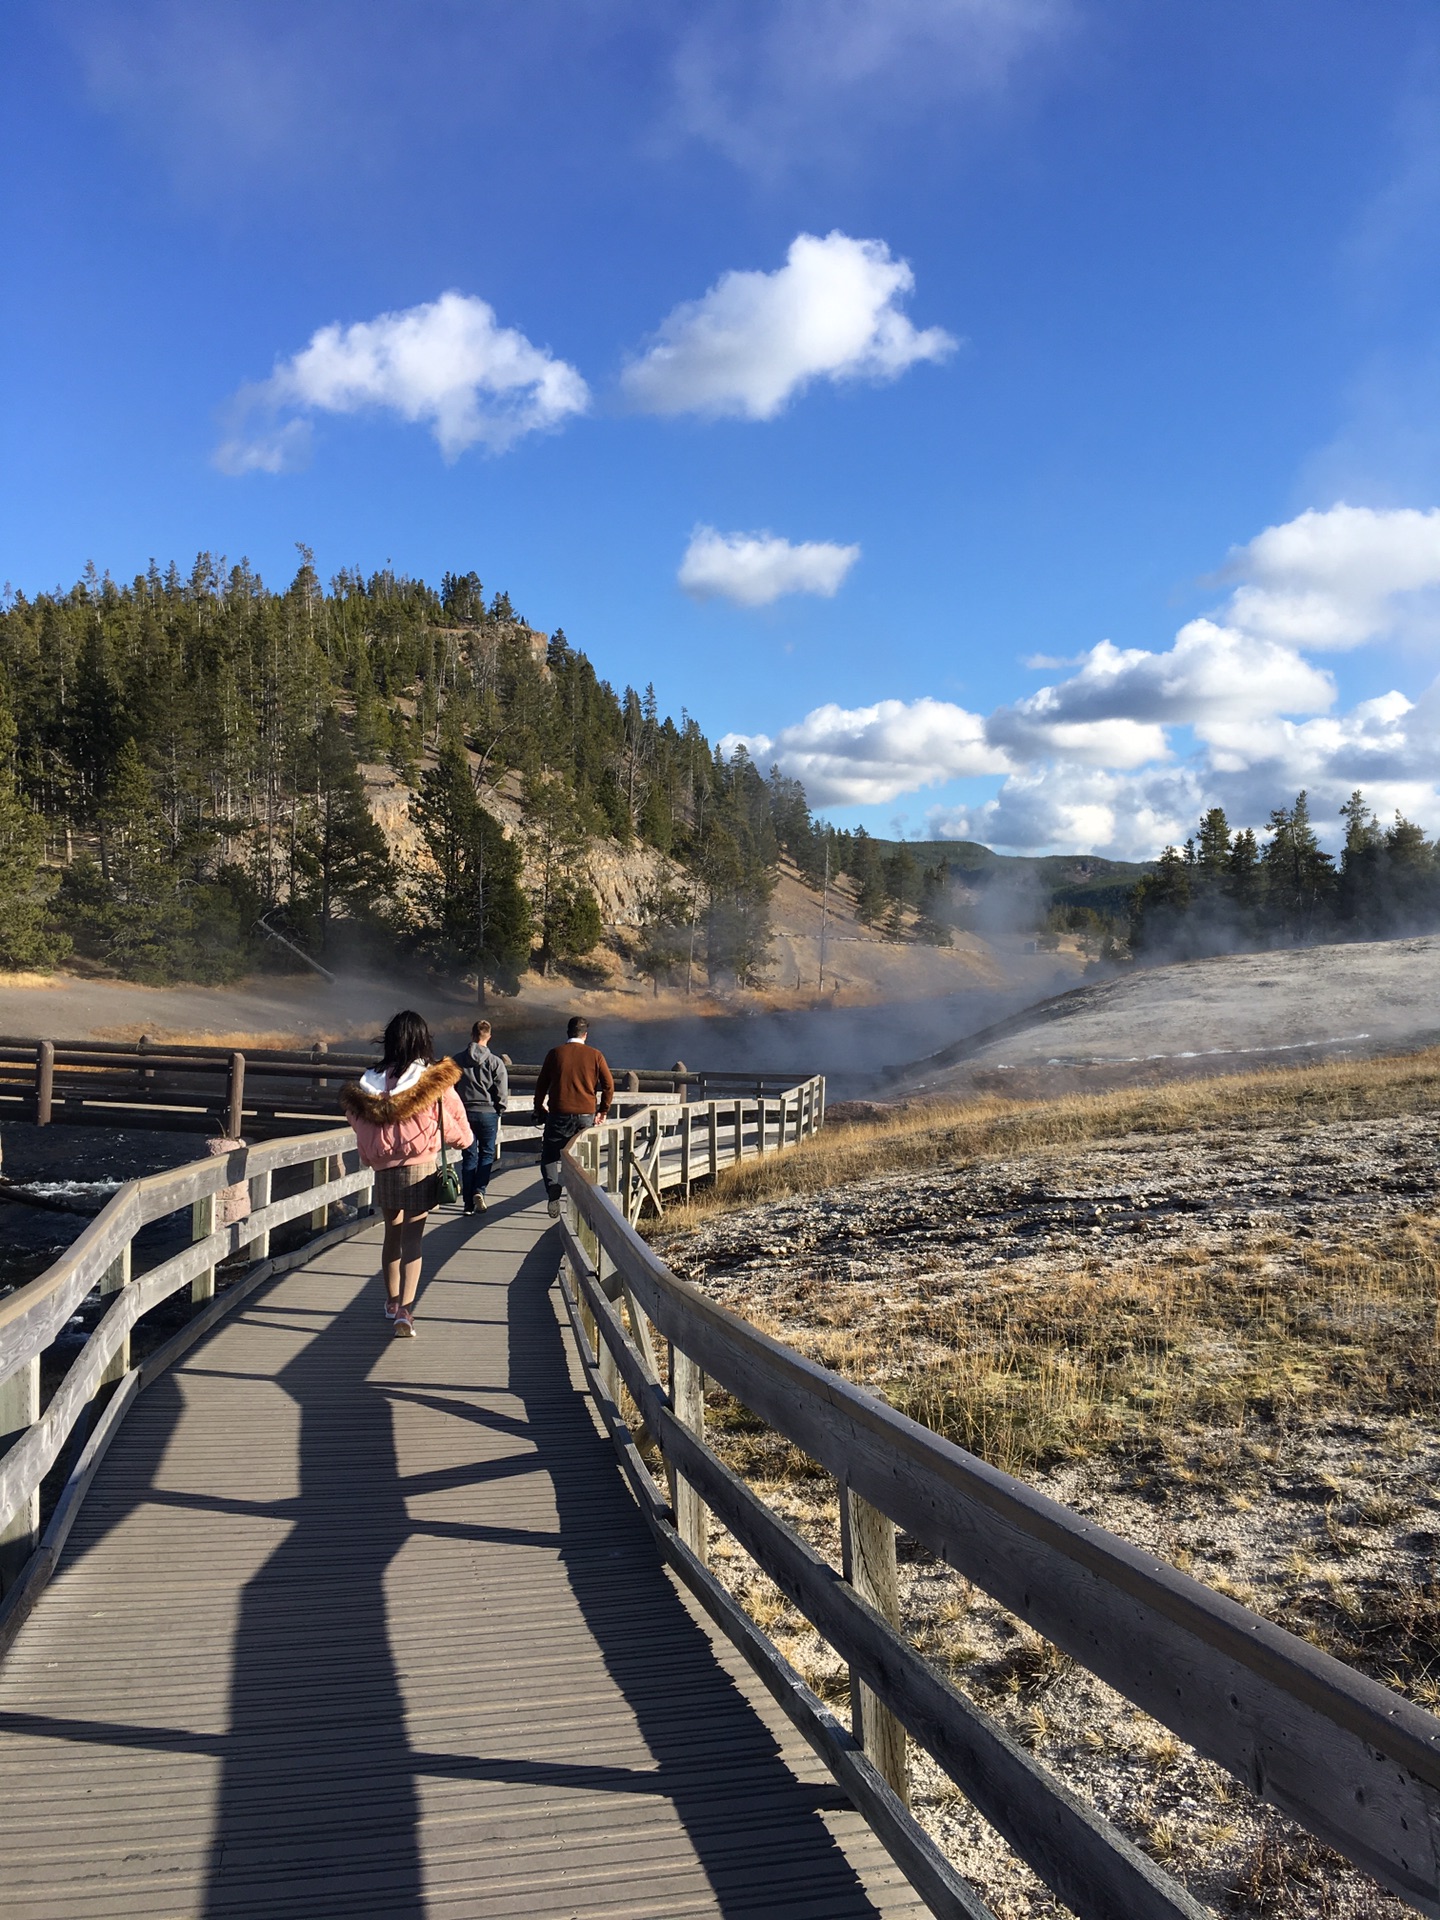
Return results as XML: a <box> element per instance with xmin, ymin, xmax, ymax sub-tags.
<box><xmin>547</xmin><ymin>1198</ymin><xmax>561</xmax><ymax>1218</ymax></box>
<box><xmin>476</xmin><ymin>1193</ymin><xmax>488</xmax><ymax>1213</ymax></box>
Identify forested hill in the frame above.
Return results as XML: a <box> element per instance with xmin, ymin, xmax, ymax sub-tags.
<box><xmin>0</xmin><ymin>552</ymin><xmax>843</xmax><ymax>989</ymax></box>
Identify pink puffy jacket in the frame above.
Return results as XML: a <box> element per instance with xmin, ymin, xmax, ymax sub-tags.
<box><xmin>340</xmin><ymin>1057</ymin><xmax>474</xmax><ymax>1170</ymax></box>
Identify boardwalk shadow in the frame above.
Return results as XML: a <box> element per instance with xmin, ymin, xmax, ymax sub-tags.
<box><xmin>202</xmin><ymin>1279</ymin><xmax>423</xmax><ymax>1919</ymax></box>
<box><xmin>21</xmin><ymin>1197</ymin><xmax>888</xmax><ymax>1917</ymax></box>
<box><xmin>503</xmin><ymin>1226</ymin><xmax>888</xmax><ymax>1918</ymax></box>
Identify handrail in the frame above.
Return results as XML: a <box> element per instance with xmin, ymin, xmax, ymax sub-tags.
<box><xmin>556</xmin><ymin>1086</ymin><xmax>1440</xmax><ymax>1919</ymax></box>
<box><xmin>0</xmin><ymin>1128</ymin><xmax>358</xmax><ymax>1389</ymax></box>
<box><xmin>0</xmin><ymin>1128</ymin><xmax>373</xmax><ymax>1590</ymax></box>
<box><xmin>571</xmin><ymin>1074</ymin><xmax>826</xmax><ymax>1222</ymax></box>
<box><xmin>0</xmin><ymin>1037</ymin><xmax>811</xmax><ymax>1135</ymax></box>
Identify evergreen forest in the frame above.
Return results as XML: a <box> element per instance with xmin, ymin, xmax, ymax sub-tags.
<box><xmin>1128</xmin><ymin>791</ymin><xmax>1440</xmax><ymax>958</ymax></box>
<box><xmin>0</xmin><ymin>552</ymin><xmax>834</xmax><ymax>990</ymax></box>
<box><xmin>5</xmin><ymin>555</ymin><xmax>1439</xmax><ymax>995</ymax></box>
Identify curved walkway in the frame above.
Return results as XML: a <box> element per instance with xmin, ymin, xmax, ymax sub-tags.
<box><xmin>0</xmin><ymin>1165</ymin><xmax>922</xmax><ymax>1918</ymax></box>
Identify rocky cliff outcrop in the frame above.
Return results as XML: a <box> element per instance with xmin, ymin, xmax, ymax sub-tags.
<box><xmin>361</xmin><ymin>763</ymin><xmax>687</xmax><ymax>929</ymax></box>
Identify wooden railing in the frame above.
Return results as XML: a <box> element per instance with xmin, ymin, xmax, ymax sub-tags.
<box><xmin>0</xmin><ymin>1034</ymin><xmax>804</xmax><ymax>1137</ymax></box>
<box><xmin>556</xmin><ymin>1089</ymin><xmax>1440</xmax><ymax>1920</ymax></box>
<box><xmin>571</xmin><ymin>1075</ymin><xmax>826</xmax><ymax>1222</ymax></box>
<box><xmin>0</xmin><ymin>1129</ymin><xmax>375</xmax><ymax>1635</ymax></box>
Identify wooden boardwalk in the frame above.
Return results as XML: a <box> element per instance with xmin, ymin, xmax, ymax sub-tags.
<box><xmin>0</xmin><ymin>1165</ymin><xmax>925</xmax><ymax>1919</ymax></box>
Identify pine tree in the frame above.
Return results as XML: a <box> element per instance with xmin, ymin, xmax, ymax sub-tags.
<box><xmin>1262</xmin><ymin>791</ymin><xmax>1334</xmax><ymax>939</ymax></box>
<box><xmin>0</xmin><ymin>688</ymin><xmax>67</xmax><ymax>969</ymax></box>
<box><xmin>542</xmin><ymin>877</ymin><xmax>603</xmax><ymax>969</ymax></box>
<box><xmin>848</xmin><ymin>828</ymin><xmax>887</xmax><ymax>925</ymax></box>
<box><xmin>883</xmin><ymin>845</ymin><xmax>921</xmax><ymax>907</ymax></box>
<box><xmin>1337</xmin><ymin>790</ymin><xmax>1382</xmax><ymax>928</ymax></box>
<box><xmin>290</xmin><ymin>710</ymin><xmax>395</xmax><ymax>951</ymax></box>
<box><xmin>1224</xmin><ymin>827</ymin><xmax>1263</xmax><ymax>928</ymax></box>
<box><xmin>412</xmin><ymin>740</ymin><xmax>531</xmax><ymax>991</ymax></box>
<box><xmin>1193</xmin><ymin>807</ymin><xmax>1231</xmax><ymax>881</ymax></box>
<box><xmin>1129</xmin><ymin>845</ymin><xmax>1192</xmax><ymax>957</ymax></box>
<box><xmin>635</xmin><ymin>886</ymin><xmax>692</xmax><ymax>995</ymax></box>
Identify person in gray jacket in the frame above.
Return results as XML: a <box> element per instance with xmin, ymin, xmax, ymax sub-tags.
<box><xmin>451</xmin><ymin>1020</ymin><xmax>509</xmax><ymax>1215</ymax></box>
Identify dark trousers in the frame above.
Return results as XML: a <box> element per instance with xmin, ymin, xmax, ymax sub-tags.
<box><xmin>460</xmin><ymin>1111</ymin><xmax>500</xmax><ymax>1205</ymax></box>
<box><xmin>539</xmin><ymin>1112</ymin><xmax>594</xmax><ymax>1200</ymax></box>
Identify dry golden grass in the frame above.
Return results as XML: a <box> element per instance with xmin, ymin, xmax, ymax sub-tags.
<box><xmin>656</xmin><ymin>1048</ymin><xmax>1440</xmax><ymax>1493</ymax></box>
<box><xmin>651</xmin><ymin>1050</ymin><xmax>1440</xmax><ymax>1916</ymax></box>
<box><xmin>656</xmin><ymin>1045</ymin><xmax>1440</xmax><ymax>1232</ymax></box>
<box><xmin>881</xmin><ymin>1214</ymin><xmax>1440</xmax><ymax>1479</ymax></box>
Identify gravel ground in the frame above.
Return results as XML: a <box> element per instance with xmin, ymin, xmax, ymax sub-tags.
<box><xmin>655</xmin><ymin>1109</ymin><xmax>1440</xmax><ymax>1918</ymax></box>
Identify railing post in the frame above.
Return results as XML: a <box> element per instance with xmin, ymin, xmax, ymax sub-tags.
<box><xmin>621</xmin><ymin>1124</ymin><xmax>636</xmax><ymax>1224</ymax></box>
<box><xmin>672</xmin><ymin>1058</ymin><xmax>687</xmax><ymax>1099</ymax></box>
<box><xmin>840</xmin><ymin>1485</ymin><xmax>909</xmax><ymax>1804</ymax></box>
<box><xmin>680</xmin><ymin>1105</ymin><xmax>692</xmax><ymax>1196</ymax></box>
<box><xmin>733</xmin><ymin>1098</ymin><xmax>743</xmax><ymax>1165</ymax></box>
<box><xmin>669</xmin><ymin>1344</ymin><xmax>708</xmax><ymax>1567</ymax></box>
<box><xmin>310</xmin><ymin>1155</ymin><xmax>329</xmax><ymax>1230</ymax></box>
<box><xmin>191</xmin><ymin>1191</ymin><xmax>216</xmax><ymax>1302</ymax></box>
<box><xmin>0</xmin><ymin>1355</ymin><xmax>40</xmax><ymax>1591</ymax></box>
<box><xmin>606</xmin><ymin>1127</ymin><xmax>621</xmax><ymax>1197</ymax></box>
<box><xmin>99</xmin><ymin>1242</ymin><xmax>133</xmax><ymax>1383</ymax></box>
<box><xmin>594</xmin><ymin>1241</ymin><xmax>620</xmax><ymax>1402</ymax></box>
<box><xmin>246</xmin><ymin>1166</ymin><xmax>272</xmax><ymax>1261</ymax></box>
<box><xmin>34</xmin><ymin>1039</ymin><xmax>54</xmax><ymax>1126</ymax></box>
<box><xmin>576</xmin><ymin>1226</ymin><xmax>599</xmax><ymax>1359</ymax></box>
<box><xmin>708</xmin><ymin>1102</ymin><xmax>718</xmax><ymax>1178</ymax></box>
<box><xmin>226</xmin><ymin>1051</ymin><xmax>245</xmax><ymax>1140</ymax></box>
<box><xmin>756</xmin><ymin>1096</ymin><xmax>768</xmax><ymax>1156</ymax></box>
<box><xmin>817</xmin><ymin>1075</ymin><xmax>826</xmax><ymax>1128</ymax></box>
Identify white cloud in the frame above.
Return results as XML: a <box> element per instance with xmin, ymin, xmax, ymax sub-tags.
<box><xmin>669</xmin><ymin>0</ymin><xmax>1070</xmax><ymax>174</ymax></box>
<box><xmin>678</xmin><ymin>526</ymin><xmax>859</xmax><ymax>607</ymax></box>
<box><xmin>622</xmin><ymin>231</ymin><xmax>955</xmax><ymax>421</ymax></box>
<box><xmin>736</xmin><ymin>504</ymin><xmax>1440</xmax><ymax>855</ymax></box>
<box><xmin>930</xmin><ymin>765</ymin><xmax>1203</xmax><ymax>860</ymax></box>
<box><xmin>987</xmin><ymin>620</ymin><xmax>1334</xmax><ymax>765</ymax></box>
<box><xmin>217</xmin><ymin>290</ymin><xmax>589</xmax><ymax>472</ymax></box>
<box><xmin>932</xmin><ymin>681</ymin><xmax>1440</xmax><ymax>860</ymax></box>
<box><xmin>721</xmin><ymin>697</ymin><xmax>1011</xmax><ymax>805</ymax></box>
<box><xmin>1220</xmin><ymin>504</ymin><xmax>1440</xmax><ymax>650</ymax></box>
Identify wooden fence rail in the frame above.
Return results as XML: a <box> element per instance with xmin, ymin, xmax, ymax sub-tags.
<box><xmin>0</xmin><ymin>1127</ymin><xmax>374</xmax><ymax>1612</ymax></box>
<box><xmin>557</xmin><ymin>1088</ymin><xmax>1440</xmax><ymax>1920</ymax></box>
<box><xmin>571</xmin><ymin>1075</ymin><xmax>826</xmax><ymax>1223</ymax></box>
<box><xmin>0</xmin><ymin>1034</ymin><xmax>802</xmax><ymax>1136</ymax></box>
<box><xmin>0</xmin><ymin>1067</ymin><xmax>817</xmax><ymax>1618</ymax></box>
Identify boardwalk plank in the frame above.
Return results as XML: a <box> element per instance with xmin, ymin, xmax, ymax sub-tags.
<box><xmin>0</xmin><ymin>1166</ymin><xmax>924</xmax><ymax>1919</ymax></box>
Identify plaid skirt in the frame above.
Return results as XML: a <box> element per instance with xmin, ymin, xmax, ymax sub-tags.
<box><xmin>371</xmin><ymin>1157</ymin><xmax>438</xmax><ymax>1213</ymax></box>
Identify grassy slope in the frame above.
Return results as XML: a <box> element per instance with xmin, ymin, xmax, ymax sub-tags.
<box><xmin>644</xmin><ymin>1053</ymin><xmax>1440</xmax><ymax>1917</ymax></box>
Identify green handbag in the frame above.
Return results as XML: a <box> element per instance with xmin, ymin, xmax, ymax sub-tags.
<box><xmin>435</xmin><ymin>1100</ymin><xmax>462</xmax><ymax>1205</ymax></box>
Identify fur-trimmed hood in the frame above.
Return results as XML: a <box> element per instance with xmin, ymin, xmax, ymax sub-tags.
<box><xmin>340</xmin><ymin>1056</ymin><xmax>461</xmax><ymax>1125</ymax></box>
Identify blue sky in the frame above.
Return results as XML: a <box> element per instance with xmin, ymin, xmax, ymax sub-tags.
<box><xmin>4</xmin><ymin>1</ymin><xmax>1440</xmax><ymax>855</ymax></box>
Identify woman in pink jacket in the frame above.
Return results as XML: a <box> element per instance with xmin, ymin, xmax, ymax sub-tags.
<box><xmin>341</xmin><ymin>1010</ymin><xmax>473</xmax><ymax>1337</ymax></box>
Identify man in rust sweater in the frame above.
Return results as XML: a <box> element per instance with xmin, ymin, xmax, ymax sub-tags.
<box><xmin>534</xmin><ymin>1015</ymin><xmax>614</xmax><ymax>1216</ymax></box>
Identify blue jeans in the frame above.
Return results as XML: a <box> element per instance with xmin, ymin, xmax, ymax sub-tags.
<box><xmin>460</xmin><ymin>1111</ymin><xmax>500</xmax><ymax>1206</ymax></box>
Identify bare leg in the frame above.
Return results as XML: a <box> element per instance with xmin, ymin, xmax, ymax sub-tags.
<box><xmin>399</xmin><ymin>1214</ymin><xmax>428</xmax><ymax>1307</ymax></box>
<box><xmin>382</xmin><ymin>1210</ymin><xmax>406</xmax><ymax>1301</ymax></box>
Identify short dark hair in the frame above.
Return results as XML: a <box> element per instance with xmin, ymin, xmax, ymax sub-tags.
<box><xmin>566</xmin><ymin>1015</ymin><xmax>589</xmax><ymax>1038</ymax></box>
<box><xmin>381</xmin><ymin>1009</ymin><xmax>434</xmax><ymax>1076</ymax></box>
<box><xmin>472</xmin><ymin>1020</ymin><xmax>491</xmax><ymax>1040</ymax></box>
